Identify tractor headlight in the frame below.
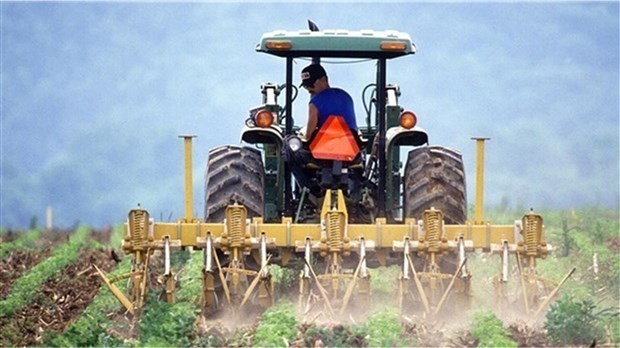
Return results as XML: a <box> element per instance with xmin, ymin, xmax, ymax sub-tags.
<box><xmin>288</xmin><ymin>136</ymin><xmax>303</xmax><ymax>152</ymax></box>
<box><xmin>255</xmin><ymin>109</ymin><xmax>275</xmax><ymax>128</ymax></box>
<box><xmin>399</xmin><ymin>111</ymin><xmax>417</xmax><ymax>129</ymax></box>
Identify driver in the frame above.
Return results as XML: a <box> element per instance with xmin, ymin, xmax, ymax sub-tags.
<box><xmin>299</xmin><ymin>64</ymin><xmax>358</xmax><ymax>139</ymax></box>
<box><xmin>283</xmin><ymin>64</ymin><xmax>359</xmax><ymax>195</ymax></box>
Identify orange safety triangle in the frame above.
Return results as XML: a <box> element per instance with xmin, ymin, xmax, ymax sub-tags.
<box><xmin>309</xmin><ymin>115</ymin><xmax>360</xmax><ymax>162</ymax></box>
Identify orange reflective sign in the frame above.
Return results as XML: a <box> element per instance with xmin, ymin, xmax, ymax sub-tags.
<box><xmin>309</xmin><ymin>116</ymin><xmax>359</xmax><ymax>162</ymax></box>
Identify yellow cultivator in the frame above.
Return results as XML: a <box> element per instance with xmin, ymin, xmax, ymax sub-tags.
<box><xmin>95</xmin><ymin>135</ymin><xmax>570</xmax><ymax>319</ymax></box>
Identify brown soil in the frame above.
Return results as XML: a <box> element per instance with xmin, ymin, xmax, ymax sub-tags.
<box><xmin>0</xmin><ymin>232</ymin><xmax>118</xmax><ymax>346</ymax></box>
<box><xmin>0</xmin><ymin>249</ymin><xmax>51</xmax><ymax>299</ymax></box>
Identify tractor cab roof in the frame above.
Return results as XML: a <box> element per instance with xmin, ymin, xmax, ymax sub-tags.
<box><xmin>256</xmin><ymin>29</ymin><xmax>415</xmax><ymax>59</ymax></box>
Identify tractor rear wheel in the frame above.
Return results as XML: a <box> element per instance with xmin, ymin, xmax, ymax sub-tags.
<box><xmin>403</xmin><ymin>145</ymin><xmax>467</xmax><ymax>224</ymax></box>
<box><xmin>403</xmin><ymin>146</ymin><xmax>470</xmax><ymax>312</ymax></box>
<box><xmin>204</xmin><ymin>145</ymin><xmax>264</xmax><ymax>222</ymax></box>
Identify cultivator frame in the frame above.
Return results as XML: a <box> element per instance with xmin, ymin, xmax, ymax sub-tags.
<box><xmin>95</xmin><ymin>136</ymin><xmax>572</xmax><ymax>319</ymax></box>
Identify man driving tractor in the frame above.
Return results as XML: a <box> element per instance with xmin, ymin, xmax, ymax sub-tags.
<box><xmin>285</xmin><ymin>63</ymin><xmax>361</xmax><ymax>195</ymax></box>
<box><xmin>299</xmin><ymin>64</ymin><xmax>358</xmax><ymax>137</ymax></box>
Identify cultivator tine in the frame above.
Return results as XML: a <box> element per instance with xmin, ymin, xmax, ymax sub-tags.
<box><xmin>303</xmin><ymin>257</ymin><xmax>336</xmax><ymax>317</ymax></box>
<box><xmin>339</xmin><ymin>255</ymin><xmax>366</xmax><ymax>316</ymax></box>
<box><xmin>256</xmin><ymin>233</ymin><xmax>274</xmax><ymax>307</ymax></box>
<box><xmin>357</xmin><ymin>238</ymin><xmax>371</xmax><ymax>301</ymax></box>
<box><xmin>406</xmin><ymin>252</ymin><xmax>430</xmax><ymax>314</ymax></box>
<box><xmin>458</xmin><ymin>236</ymin><xmax>470</xmax><ymax>278</ymax></box>
<box><xmin>516</xmin><ymin>251</ymin><xmax>531</xmax><ymax>313</ymax></box>
<box><xmin>434</xmin><ymin>257</ymin><xmax>467</xmax><ymax>315</ymax></box>
<box><xmin>501</xmin><ymin>240</ymin><xmax>510</xmax><ymax>282</ymax></box>
<box><xmin>204</xmin><ymin>233</ymin><xmax>213</xmax><ymax>272</ymax></box>
<box><xmin>201</xmin><ymin>233</ymin><xmax>217</xmax><ymax>312</ymax></box>
<box><xmin>299</xmin><ymin>238</ymin><xmax>312</xmax><ymax>313</ymax></box>
<box><xmin>213</xmin><ymin>246</ymin><xmax>231</xmax><ymax>305</ymax></box>
<box><xmin>163</xmin><ymin>237</ymin><xmax>176</xmax><ymax>304</ymax></box>
<box><xmin>138</xmin><ymin>249</ymin><xmax>151</xmax><ymax>309</ymax></box>
<box><xmin>240</xmin><ymin>254</ymin><xmax>272</xmax><ymax>309</ymax></box>
<box><xmin>164</xmin><ymin>236</ymin><xmax>171</xmax><ymax>275</ymax></box>
<box><xmin>93</xmin><ymin>264</ymin><xmax>135</xmax><ymax>315</ymax></box>
<box><xmin>533</xmin><ymin>267</ymin><xmax>576</xmax><ymax>317</ymax></box>
<box><xmin>494</xmin><ymin>240</ymin><xmax>510</xmax><ymax>310</ymax></box>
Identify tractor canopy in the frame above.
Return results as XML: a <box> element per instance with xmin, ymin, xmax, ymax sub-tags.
<box><xmin>256</xmin><ymin>29</ymin><xmax>415</xmax><ymax>59</ymax></box>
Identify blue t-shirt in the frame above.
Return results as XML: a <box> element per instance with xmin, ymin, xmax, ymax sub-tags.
<box><xmin>310</xmin><ymin>88</ymin><xmax>357</xmax><ymax>132</ymax></box>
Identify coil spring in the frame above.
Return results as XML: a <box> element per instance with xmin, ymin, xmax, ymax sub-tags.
<box><xmin>328</xmin><ymin>212</ymin><xmax>342</xmax><ymax>250</ymax></box>
<box><xmin>424</xmin><ymin>210</ymin><xmax>441</xmax><ymax>250</ymax></box>
<box><xmin>524</xmin><ymin>215</ymin><xmax>540</xmax><ymax>256</ymax></box>
<box><xmin>228</xmin><ymin>208</ymin><xmax>244</xmax><ymax>247</ymax></box>
<box><xmin>131</xmin><ymin>210</ymin><xmax>148</xmax><ymax>249</ymax></box>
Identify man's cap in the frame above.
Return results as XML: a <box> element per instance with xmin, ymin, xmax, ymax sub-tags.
<box><xmin>300</xmin><ymin>64</ymin><xmax>327</xmax><ymax>87</ymax></box>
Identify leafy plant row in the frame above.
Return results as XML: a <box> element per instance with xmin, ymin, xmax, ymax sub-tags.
<box><xmin>0</xmin><ymin>228</ymin><xmax>42</xmax><ymax>259</ymax></box>
<box><xmin>137</xmin><ymin>249</ymin><xmax>200</xmax><ymax>347</ymax></box>
<box><xmin>44</xmin><ymin>224</ymin><xmax>127</xmax><ymax>346</ymax></box>
<box><xmin>0</xmin><ymin>226</ymin><xmax>90</xmax><ymax>317</ymax></box>
<box><xmin>471</xmin><ymin>311</ymin><xmax>517</xmax><ymax>347</ymax></box>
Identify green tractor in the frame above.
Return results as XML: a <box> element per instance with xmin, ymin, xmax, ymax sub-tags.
<box><xmin>204</xmin><ymin>22</ymin><xmax>467</xmax><ymax>227</ymax></box>
<box><xmin>201</xmin><ymin>21</ymin><xmax>470</xmax><ymax>315</ymax></box>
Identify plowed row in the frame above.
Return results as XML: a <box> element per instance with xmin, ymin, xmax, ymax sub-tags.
<box><xmin>0</xmin><ymin>228</ymin><xmax>119</xmax><ymax>347</ymax></box>
<box><xmin>1</xmin><ymin>228</ymin><xmax>548</xmax><ymax>347</ymax></box>
<box><xmin>3</xmin><ymin>210</ymin><xmax>616</xmax><ymax>347</ymax></box>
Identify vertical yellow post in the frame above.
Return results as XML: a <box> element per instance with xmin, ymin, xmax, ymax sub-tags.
<box><xmin>179</xmin><ymin>135</ymin><xmax>197</xmax><ymax>222</ymax></box>
<box><xmin>471</xmin><ymin>137</ymin><xmax>490</xmax><ymax>224</ymax></box>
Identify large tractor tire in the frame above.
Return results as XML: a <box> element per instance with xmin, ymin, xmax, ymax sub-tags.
<box><xmin>403</xmin><ymin>146</ymin><xmax>467</xmax><ymax>224</ymax></box>
<box><xmin>403</xmin><ymin>146</ymin><xmax>470</xmax><ymax>312</ymax></box>
<box><xmin>204</xmin><ymin>145</ymin><xmax>265</xmax><ymax>222</ymax></box>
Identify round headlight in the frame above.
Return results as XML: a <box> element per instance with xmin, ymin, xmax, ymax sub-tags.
<box><xmin>399</xmin><ymin>111</ymin><xmax>417</xmax><ymax>129</ymax></box>
<box><xmin>288</xmin><ymin>136</ymin><xmax>303</xmax><ymax>152</ymax></box>
<box><xmin>255</xmin><ymin>109</ymin><xmax>274</xmax><ymax>128</ymax></box>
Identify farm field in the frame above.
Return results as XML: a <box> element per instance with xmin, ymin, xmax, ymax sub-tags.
<box><xmin>0</xmin><ymin>207</ymin><xmax>618</xmax><ymax>347</ymax></box>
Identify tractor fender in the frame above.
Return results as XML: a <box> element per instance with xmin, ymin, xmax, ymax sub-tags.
<box><xmin>240</xmin><ymin>125</ymin><xmax>284</xmax><ymax>146</ymax></box>
<box><xmin>386</xmin><ymin>125</ymin><xmax>428</xmax><ymax>149</ymax></box>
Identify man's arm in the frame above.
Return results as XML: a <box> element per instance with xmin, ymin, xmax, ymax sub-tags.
<box><xmin>305</xmin><ymin>103</ymin><xmax>319</xmax><ymax>140</ymax></box>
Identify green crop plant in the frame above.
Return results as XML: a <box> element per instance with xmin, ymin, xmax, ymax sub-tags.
<box><xmin>364</xmin><ymin>307</ymin><xmax>407</xmax><ymax>347</ymax></box>
<box><xmin>139</xmin><ymin>295</ymin><xmax>196</xmax><ymax>347</ymax></box>
<box><xmin>270</xmin><ymin>263</ymin><xmax>297</xmax><ymax>297</ymax></box>
<box><xmin>138</xmin><ymin>249</ymin><xmax>198</xmax><ymax>346</ymax></box>
<box><xmin>367</xmin><ymin>265</ymin><xmax>400</xmax><ymax>297</ymax></box>
<box><xmin>109</xmin><ymin>224</ymin><xmax>126</xmax><ymax>253</ymax></box>
<box><xmin>175</xmin><ymin>250</ymin><xmax>203</xmax><ymax>303</ymax></box>
<box><xmin>544</xmin><ymin>294</ymin><xmax>618</xmax><ymax>346</ymax></box>
<box><xmin>0</xmin><ymin>226</ymin><xmax>90</xmax><ymax>317</ymax></box>
<box><xmin>470</xmin><ymin>311</ymin><xmax>517</xmax><ymax>348</ymax></box>
<box><xmin>0</xmin><ymin>228</ymin><xmax>42</xmax><ymax>258</ymax></box>
<box><xmin>541</xmin><ymin>208</ymin><xmax>620</xmax><ymax>303</ymax></box>
<box><xmin>302</xmin><ymin>323</ymin><xmax>366</xmax><ymax>347</ymax></box>
<box><xmin>253</xmin><ymin>300</ymin><xmax>298</xmax><ymax>347</ymax></box>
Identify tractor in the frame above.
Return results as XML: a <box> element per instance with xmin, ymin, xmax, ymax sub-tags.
<box><xmin>95</xmin><ymin>21</ymin><xmax>573</xmax><ymax>321</ymax></box>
